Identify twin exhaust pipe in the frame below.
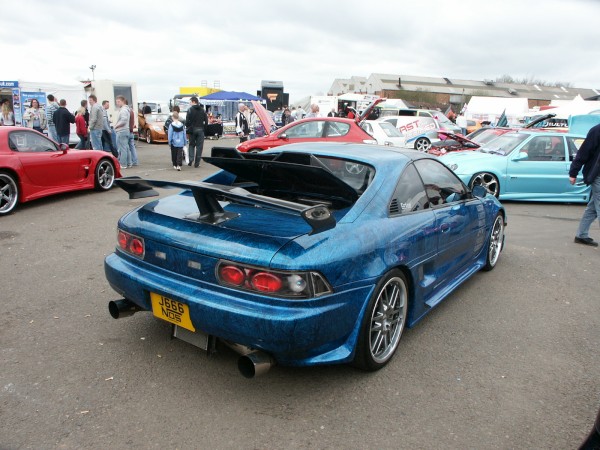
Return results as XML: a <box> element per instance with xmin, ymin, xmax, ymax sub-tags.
<box><xmin>108</xmin><ymin>299</ymin><xmax>275</xmax><ymax>378</ymax></box>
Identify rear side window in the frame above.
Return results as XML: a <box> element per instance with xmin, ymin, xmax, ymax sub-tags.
<box><xmin>285</xmin><ymin>121</ymin><xmax>325</xmax><ymax>138</ymax></box>
<box><xmin>389</xmin><ymin>163</ymin><xmax>429</xmax><ymax>215</ymax></box>
<box><xmin>325</xmin><ymin>121</ymin><xmax>350</xmax><ymax>137</ymax></box>
<box><xmin>414</xmin><ymin>159</ymin><xmax>467</xmax><ymax>206</ymax></box>
<box><xmin>567</xmin><ymin>137</ymin><xmax>585</xmax><ymax>161</ymax></box>
<box><xmin>398</xmin><ymin>110</ymin><xmax>417</xmax><ymax>117</ymax></box>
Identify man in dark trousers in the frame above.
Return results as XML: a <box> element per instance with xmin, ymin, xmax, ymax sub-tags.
<box><xmin>53</xmin><ymin>99</ymin><xmax>75</xmax><ymax>145</ymax></box>
<box><xmin>569</xmin><ymin>122</ymin><xmax>600</xmax><ymax>246</ymax></box>
<box><xmin>185</xmin><ymin>96</ymin><xmax>207</xmax><ymax>167</ymax></box>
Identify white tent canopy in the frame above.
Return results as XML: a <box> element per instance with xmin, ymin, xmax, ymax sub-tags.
<box><xmin>465</xmin><ymin>96</ymin><xmax>530</xmax><ymax>125</ymax></box>
<box><xmin>543</xmin><ymin>95</ymin><xmax>600</xmax><ymax>118</ymax></box>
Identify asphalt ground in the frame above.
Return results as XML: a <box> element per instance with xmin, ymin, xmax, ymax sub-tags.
<box><xmin>1</xmin><ymin>139</ymin><xmax>598</xmax><ymax>449</ymax></box>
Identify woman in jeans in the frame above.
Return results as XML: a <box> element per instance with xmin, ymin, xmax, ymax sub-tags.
<box><xmin>75</xmin><ymin>107</ymin><xmax>89</xmax><ymax>149</ymax></box>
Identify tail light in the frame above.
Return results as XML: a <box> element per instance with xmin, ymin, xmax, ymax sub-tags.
<box><xmin>216</xmin><ymin>261</ymin><xmax>332</xmax><ymax>299</ymax></box>
<box><xmin>117</xmin><ymin>229</ymin><xmax>145</xmax><ymax>259</ymax></box>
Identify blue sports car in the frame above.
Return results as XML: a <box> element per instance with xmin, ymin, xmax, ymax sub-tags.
<box><xmin>104</xmin><ymin>143</ymin><xmax>506</xmax><ymax>377</ymax></box>
<box><xmin>441</xmin><ymin>130</ymin><xmax>591</xmax><ymax>203</ymax></box>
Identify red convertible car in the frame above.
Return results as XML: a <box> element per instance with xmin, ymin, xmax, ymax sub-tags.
<box><xmin>235</xmin><ymin>99</ymin><xmax>384</xmax><ymax>153</ymax></box>
<box><xmin>0</xmin><ymin>127</ymin><xmax>121</xmax><ymax>215</ymax></box>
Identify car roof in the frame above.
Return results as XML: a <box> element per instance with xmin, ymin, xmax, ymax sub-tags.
<box><xmin>263</xmin><ymin>142</ymin><xmax>432</xmax><ymax>167</ymax></box>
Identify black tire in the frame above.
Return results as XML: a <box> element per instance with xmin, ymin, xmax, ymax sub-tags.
<box><xmin>353</xmin><ymin>269</ymin><xmax>409</xmax><ymax>371</ymax></box>
<box><xmin>0</xmin><ymin>171</ymin><xmax>19</xmax><ymax>215</ymax></box>
<box><xmin>145</xmin><ymin>129</ymin><xmax>152</xmax><ymax>144</ymax></box>
<box><xmin>94</xmin><ymin>159</ymin><xmax>116</xmax><ymax>191</ymax></box>
<box><xmin>469</xmin><ymin>172</ymin><xmax>500</xmax><ymax>198</ymax></box>
<box><xmin>414</xmin><ymin>137</ymin><xmax>431</xmax><ymax>152</ymax></box>
<box><xmin>482</xmin><ymin>213</ymin><xmax>504</xmax><ymax>271</ymax></box>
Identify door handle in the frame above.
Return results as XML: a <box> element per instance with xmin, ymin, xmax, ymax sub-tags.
<box><xmin>440</xmin><ymin>223</ymin><xmax>450</xmax><ymax>232</ymax></box>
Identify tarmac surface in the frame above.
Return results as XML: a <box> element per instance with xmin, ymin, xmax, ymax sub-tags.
<box><xmin>1</xmin><ymin>139</ymin><xmax>599</xmax><ymax>449</ymax></box>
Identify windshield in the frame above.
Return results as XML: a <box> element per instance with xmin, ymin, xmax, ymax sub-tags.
<box><xmin>146</xmin><ymin>114</ymin><xmax>169</xmax><ymax>122</ymax></box>
<box><xmin>432</xmin><ymin>112</ymin><xmax>453</xmax><ymax>125</ymax></box>
<box><xmin>471</xmin><ymin>129</ymin><xmax>507</xmax><ymax>145</ymax></box>
<box><xmin>479</xmin><ymin>132</ymin><xmax>529</xmax><ymax>156</ymax></box>
<box><xmin>379</xmin><ymin>121</ymin><xmax>403</xmax><ymax>137</ymax></box>
<box><xmin>174</xmin><ymin>98</ymin><xmax>192</xmax><ymax>112</ymax></box>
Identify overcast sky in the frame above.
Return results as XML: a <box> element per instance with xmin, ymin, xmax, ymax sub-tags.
<box><xmin>2</xmin><ymin>0</ymin><xmax>599</xmax><ymax>103</ymax></box>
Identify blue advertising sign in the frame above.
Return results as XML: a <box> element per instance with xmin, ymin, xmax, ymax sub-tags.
<box><xmin>0</xmin><ymin>81</ymin><xmax>19</xmax><ymax>88</ymax></box>
<box><xmin>12</xmin><ymin>88</ymin><xmax>23</xmax><ymax>126</ymax></box>
<box><xmin>21</xmin><ymin>92</ymin><xmax>47</xmax><ymax>126</ymax></box>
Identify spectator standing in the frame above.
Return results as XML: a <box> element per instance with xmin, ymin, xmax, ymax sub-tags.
<box><xmin>23</xmin><ymin>99</ymin><xmax>47</xmax><ymax>133</ymax></box>
<box><xmin>53</xmin><ymin>99</ymin><xmax>75</xmax><ymax>145</ymax></box>
<box><xmin>88</xmin><ymin>95</ymin><xmax>104</xmax><ymax>150</ymax></box>
<box><xmin>296</xmin><ymin>105</ymin><xmax>306</xmax><ymax>120</ymax></box>
<box><xmin>235</xmin><ymin>103</ymin><xmax>249</xmax><ymax>143</ymax></box>
<box><xmin>101</xmin><ymin>100</ymin><xmax>117</xmax><ymax>156</ymax></box>
<box><xmin>282</xmin><ymin>108</ymin><xmax>293</xmax><ymax>126</ymax></box>
<box><xmin>305</xmin><ymin>104</ymin><xmax>320</xmax><ymax>118</ymax></box>
<box><xmin>569</xmin><ymin>123</ymin><xmax>600</xmax><ymax>247</ymax></box>
<box><xmin>75</xmin><ymin>107</ymin><xmax>89</xmax><ymax>149</ymax></box>
<box><xmin>0</xmin><ymin>100</ymin><xmax>15</xmax><ymax>126</ymax></box>
<box><xmin>163</xmin><ymin>105</ymin><xmax>179</xmax><ymax>134</ymax></box>
<box><xmin>290</xmin><ymin>107</ymin><xmax>297</xmax><ymax>121</ymax></box>
<box><xmin>248</xmin><ymin>107</ymin><xmax>257</xmax><ymax>139</ymax></box>
<box><xmin>168</xmin><ymin>111</ymin><xmax>187</xmax><ymax>171</ymax></box>
<box><xmin>80</xmin><ymin>99</ymin><xmax>90</xmax><ymax>127</ymax></box>
<box><xmin>125</xmin><ymin>99</ymin><xmax>139</xmax><ymax>166</ymax></box>
<box><xmin>45</xmin><ymin>94</ymin><xmax>60</xmax><ymax>141</ymax></box>
<box><xmin>327</xmin><ymin>108</ymin><xmax>337</xmax><ymax>117</ymax></box>
<box><xmin>114</xmin><ymin>96</ymin><xmax>131</xmax><ymax>168</ymax></box>
<box><xmin>456</xmin><ymin>114</ymin><xmax>468</xmax><ymax>135</ymax></box>
<box><xmin>185</xmin><ymin>96</ymin><xmax>207</xmax><ymax>167</ymax></box>
<box><xmin>142</xmin><ymin>102</ymin><xmax>152</xmax><ymax>114</ymax></box>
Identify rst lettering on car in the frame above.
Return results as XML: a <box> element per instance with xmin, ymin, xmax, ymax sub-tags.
<box><xmin>398</xmin><ymin>120</ymin><xmax>419</xmax><ymax>134</ymax></box>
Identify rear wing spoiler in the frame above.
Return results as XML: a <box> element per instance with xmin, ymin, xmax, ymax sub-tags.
<box><xmin>115</xmin><ymin>177</ymin><xmax>336</xmax><ymax>235</ymax></box>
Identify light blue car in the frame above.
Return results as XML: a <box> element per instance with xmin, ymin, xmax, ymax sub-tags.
<box><xmin>441</xmin><ymin>130</ymin><xmax>592</xmax><ymax>203</ymax></box>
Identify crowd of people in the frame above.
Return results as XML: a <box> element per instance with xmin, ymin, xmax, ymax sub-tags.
<box><xmin>0</xmin><ymin>94</ymin><xmax>138</xmax><ymax>170</ymax></box>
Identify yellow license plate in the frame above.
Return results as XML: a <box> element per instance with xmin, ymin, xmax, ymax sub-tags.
<box><xmin>150</xmin><ymin>293</ymin><xmax>196</xmax><ymax>332</ymax></box>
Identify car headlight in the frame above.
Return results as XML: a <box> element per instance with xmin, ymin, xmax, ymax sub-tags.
<box><xmin>363</xmin><ymin>139</ymin><xmax>378</xmax><ymax>145</ymax></box>
<box><xmin>449</xmin><ymin>164</ymin><xmax>458</xmax><ymax>171</ymax></box>
<box><xmin>152</xmin><ymin>126</ymin><xmax>162</xmax><ymax>132</ymax></box>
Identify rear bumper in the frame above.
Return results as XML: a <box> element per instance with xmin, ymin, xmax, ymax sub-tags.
<box><xmin>104</xmin><ymin>253</ymin><xmax>375</xmax><ymax>366</ymax></box>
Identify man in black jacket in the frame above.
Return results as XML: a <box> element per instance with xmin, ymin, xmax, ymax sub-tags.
<box><xmin>569</xmin><ymin>123</ymin><xmax>600</xmax><ymax>246</ymax></box>
<box><xmin>185</xmin><ymin>97</ymin><xmax>207</xmax><ymax>167</ymax></box>
<box><xmin>52</xmin><ymin>99</ymin><xmax>75</xmax><ymax>145</ymax></box>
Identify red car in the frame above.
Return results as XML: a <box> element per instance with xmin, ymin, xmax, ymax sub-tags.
<box><xmin>0</xmin><ymin>127</ymin><xmax>121</xmax><ymax>215</ymax></box>
<box><xmin>236</xmin><ymin>99</ymin><xmax>384</xmax><ymax>153</ymax></box>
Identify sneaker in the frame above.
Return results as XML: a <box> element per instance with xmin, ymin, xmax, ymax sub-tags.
<box><xmin>187</xmin><ymin>162</ymin><xmax>192</xmax><ymax>166</ymax></box>
<box><xmin>127</xmin><ymin>165</ymin><xmax>133</xmax><ymax>168</ymax></box>
<box><xmin>574</xmin><ymin>236</ymin><xmax>598</xmax><ymax>247</ymax></box>
<box><xmin>173</xmin><ymin>166</ymin><xmax>177</xmax><ymax>170</ymax></box>
<box><xmin>177</xmin><ymin>166</ymin><xmax>181</xmax><ymax>171</ymax></box>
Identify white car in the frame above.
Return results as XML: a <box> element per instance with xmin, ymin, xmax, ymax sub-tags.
<box><xmin>380</xmin><ymin>116</ymin><xmax>442</xmax><ymax>151</ymax></box>
<box><xmin>360</xmin><ymin>120</ymin><xmax>408</xmax><ymax>147</ymax></box>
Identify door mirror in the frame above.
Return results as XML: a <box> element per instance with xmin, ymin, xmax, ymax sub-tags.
<box><xmin>59</xmin><ymin>143</ymin><xmax>69</xmax><ymax>152</ymax></box>
<box><xmin>471</xmin><ymin>185</ymin><xmax>488</xmax><ymax>198</ymax></box>
<box><xmin>513</xmin><ymin>152</ymin><xmax>528</xmax><ymax>161</ymax></box>
<box><xmin>279</xmin><ymin>133</ymin><xmax>288</xmax><ymax>139</ymax></box>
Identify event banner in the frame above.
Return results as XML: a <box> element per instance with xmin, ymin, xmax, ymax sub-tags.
<box><xmin>21</xmin><ymin>91</ymin><xmax>47</xmax><ymax>124</ymax></box>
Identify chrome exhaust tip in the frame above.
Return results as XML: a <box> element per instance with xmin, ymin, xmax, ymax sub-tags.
<box><xmin>108</xmin><ymin>299</ymin><xmax>142</xmax><ymax>319</ymax></box>
<box><xmin>237</xmin><ymin>351</ymin><xmax>275</xmax><ymax>378</ymax></box>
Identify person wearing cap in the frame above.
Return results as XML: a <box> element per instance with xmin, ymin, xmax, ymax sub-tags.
<box><xmin>185</xmin><ymin>96</ymin><xmax>207</xmax><ymax>167</ymax></box>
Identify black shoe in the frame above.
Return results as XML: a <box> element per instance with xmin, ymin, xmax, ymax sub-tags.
<box><xmin>574</xmin><ymin>236</ymin><xmax>599</xmax><ymax>247</ymax></box>
<box><xmin>187</xmin><ymin>162</ymin><xmax>192</xmax><ymax>166</ymax></box>
<box><xmin>194</xmin><ymin>165</ymin><xmax>200</xmax><ymax>168</ymax></box>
